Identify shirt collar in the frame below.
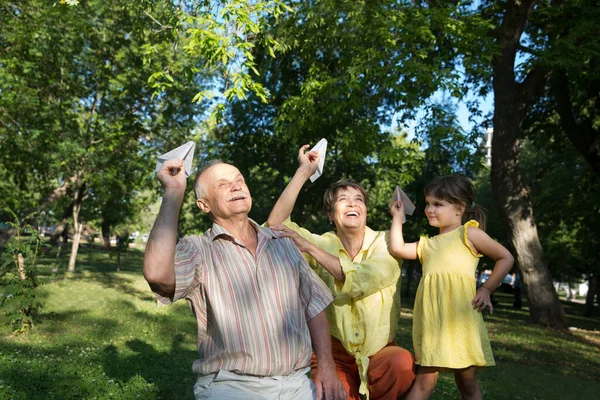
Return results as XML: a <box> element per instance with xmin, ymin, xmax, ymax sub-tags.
<box><xmin>361</xmin><ymin>226</ymin><xmax>377</xmax><ymax>252</ymax></box>
<box><xmin>330</xmin><ymin>225</ymin><xmax>377</xmax><ymax>256</ymax></box>
<box><xmin>206</xmin><ymin>218</ymin><xmax>278</xmax><ymax>242</ymax></box>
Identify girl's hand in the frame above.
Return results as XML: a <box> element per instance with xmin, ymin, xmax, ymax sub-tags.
<box><xmin>271</xmin><ymin>225</ymin><xmax>313</xmax><ymax>253</ymax></box>
<box><xmin>472</xmin><ymin>286</ymin><xmax>493</xmax><ymax>313</ymax></box>
<box><xmin>390</xmin><ymin>200</ymin><xmax>405</xmax><ymax>219</ymax></box>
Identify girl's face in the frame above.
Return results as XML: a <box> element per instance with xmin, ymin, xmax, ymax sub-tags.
<box><xmin>424</xmin><ymin>195</ymin><xmax>464</xmax><ymax>233</ymax></box>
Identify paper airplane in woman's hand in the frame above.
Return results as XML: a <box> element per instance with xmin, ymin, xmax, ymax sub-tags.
<box><xmin>309</xmin><ymin>138</ymin><xmax>328</xmax><ymax>183</ymax></box>
<box><xmin>390</xmin><ymin>185</ymin><xmax>416</xmax><ymax>222</ymax></box>
<box><xmin>155</xmin><ymin>141</ymin><xmax>196</xmax><ymax>177</ymax></box>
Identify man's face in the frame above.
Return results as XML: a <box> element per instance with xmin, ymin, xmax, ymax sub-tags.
<box><xmin>197</xmin><ymin>163</ymin><xmax>252</xmax><ymax>219</ymax></box>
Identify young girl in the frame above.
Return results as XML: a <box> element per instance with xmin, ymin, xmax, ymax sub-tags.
<box><xmin>389</xmin><ymin>175</ymin><xmax>514</xmax><ymax>400</ymax></box>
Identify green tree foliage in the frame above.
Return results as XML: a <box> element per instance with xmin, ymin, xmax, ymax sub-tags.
<box><xmin>146</xmin><ymin>0</ymin><xmax>292</xmax><ymax>115</ymax></box>
<box><xmin>0</xmin><ymin>1</ymin><xmax>206</xmax><ymax>268</ymax></box>
<box><xmin>185</xmin><ymin>0</ymin><xmax>490</xmax><ymax>236</ymax></box>
<box><xmin>531</xmin><ymin>0</ymin><xmax>600</xmax><ymax>172</ymax></box>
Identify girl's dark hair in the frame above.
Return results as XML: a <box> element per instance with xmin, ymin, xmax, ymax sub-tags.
<box><xmin>424</xmin><ymin>175</ymin><xmax>487</xmax><ymax>230</ymax></box>
<box><xmin>323</xmin><ymin>179</ymin><xmax>369</xmax><ymax>218</ymax></box>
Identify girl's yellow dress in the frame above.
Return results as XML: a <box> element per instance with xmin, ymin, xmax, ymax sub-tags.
<box><xmin>413</xmin><ymin>220</ymin><xmax>495</xmax><ymax>368</ymax></box>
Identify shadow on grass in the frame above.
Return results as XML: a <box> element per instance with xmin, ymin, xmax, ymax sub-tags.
<box><xmin>38</xmin><ymin>242</ymin><xmax>144</xmax><ymax>274</ymax></box>
<box><xmin>67</xmin><ymin>271</ymin><xmax>155</xmax><ymax>303</ymax></box>
<box><xmin>0</xmin><ymin>303</ymin><xmax>198</xmax><ymax>399</ymax></box>
<box><xmin>480</xmin><ymin>301</ymin><xmax>600</xmax><ymax>382</ymax></box>
<box><xmin>399</xmin><ymin>291</ymin><xmax>600</xmax><ymax>386</ymax></box>
<box><xmin>0</xmin><ymin>336</ymin><xmax>197</xmax><ymax>400</ymax></box>
<box><xmin>491</xmin><ymin>330</ymin><xmax>600</xmax><ymax>379</ymax></box>
<box><xmin>36</xmin><ymin>244</ymin><xmax>155</xmax><ymax>303</ymax></box>
<box><xmin>102</xmin><ymin>334</ymin><xmax>197</xmax><ymax>399</ymax></box>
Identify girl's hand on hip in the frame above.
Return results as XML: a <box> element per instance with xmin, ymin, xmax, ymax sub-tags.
<box><xmin>472</xmin><ymin>286</ymin><xmax>493</xmax><ymax>313</ymax></box>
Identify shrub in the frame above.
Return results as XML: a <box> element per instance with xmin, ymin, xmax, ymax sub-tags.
<box><xmin>0</xmin><ymin>210</ymin><xmax>46</xmax><ymax>333</ymax></box>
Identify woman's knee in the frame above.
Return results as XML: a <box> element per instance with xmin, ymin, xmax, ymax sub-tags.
<box><xmin>387</xmin><ymin>348</ymin><xmax>415</xmax><ymax>376</ymax></box>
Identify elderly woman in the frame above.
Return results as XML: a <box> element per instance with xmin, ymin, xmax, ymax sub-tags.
<box><xmin>268</xmin><ymin>146</ymin><xmax>415</xmax><ymax>400</ymax></box>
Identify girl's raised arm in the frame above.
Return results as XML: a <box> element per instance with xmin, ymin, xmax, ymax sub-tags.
<box><xmin>389</xmin><ymin>201</ymin><xmax>418</xmax><ymax>260</ymax></box>
<box><xmin>468</xmin><ymin>226</ymin><xmax>514</xmax><ymax>313</ymax></box>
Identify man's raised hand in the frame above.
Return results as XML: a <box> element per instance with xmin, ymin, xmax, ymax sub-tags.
<box><xmin>157</xmin><ymin>158</ymin><xmax>187</xmax><ymax>195</ymax></box>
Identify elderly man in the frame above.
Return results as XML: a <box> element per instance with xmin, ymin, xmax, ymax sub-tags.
<box><xmin>267</xmin><ymin>147</ymin><xmax>415</xmax><ymax>400</ymax></box>
<box><xmin>144</xmin><ymin>158</ymin><xmax>346</xmax><ymax>400</ymax></box>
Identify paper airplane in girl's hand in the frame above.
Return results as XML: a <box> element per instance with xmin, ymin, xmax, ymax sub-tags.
<box><xmin>309</xmin><ymin>138</ymin><xmax>328</xmax><ymax>182</ymax></box>
<box><xmin>390</xmin><ymin>185</ymin><xmax>416</xmax><ymax>223</ymax></box>
<box><xmin>155</xmin><ymin>141</ymin><xmax>196</xmax><ymax>177</ymax></box>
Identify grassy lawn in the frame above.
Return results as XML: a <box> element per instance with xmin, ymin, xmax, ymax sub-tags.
<box><xmin>1</xmin><ymin>244</ymin><xmax>599</xmax><ymax>399</ymax></box>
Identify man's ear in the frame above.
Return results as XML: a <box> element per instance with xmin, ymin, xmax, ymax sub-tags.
<box><xmin>197</xmin><ymin>198</ymin><xmax>210</xmax><ymax>213</ymax></box>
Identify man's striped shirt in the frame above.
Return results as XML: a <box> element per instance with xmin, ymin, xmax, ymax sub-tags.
<box><xmin>155</xmin><ymin>219</ymin><xmax>333</xmax><ymax>377</ymax></box>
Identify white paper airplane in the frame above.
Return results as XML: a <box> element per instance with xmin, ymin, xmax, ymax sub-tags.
<box><xmin>309</xmin><ymin>138</ymin><xmax>327</xmax><ymax>183</ymax></box>
<box><xmin>390</xmin><ymin>185</ymin><xmax>416</xmax><ymax>223</ymax></box>
<box><xmin>155</xmin><ymin>141</ymin><xmax>196</xmax><ymax>177</ymax></box>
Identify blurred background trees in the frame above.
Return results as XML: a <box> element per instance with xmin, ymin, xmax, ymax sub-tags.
<box><xmin>1</xmin><ymin>0</ymin><xmax>598</xmax><ymax>325</ymax></box>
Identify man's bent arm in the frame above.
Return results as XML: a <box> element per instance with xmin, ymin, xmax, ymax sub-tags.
<box><xmin>143</xmin><ymin>159</ymin><xmax>187</xmax><ymax>299</ymax></box>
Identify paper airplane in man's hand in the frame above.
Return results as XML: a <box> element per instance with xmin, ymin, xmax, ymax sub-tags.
<box><xmin>155</xmin><ymin>141</ymin><xmax>196</xmax><ymax>177</ymax></box>
<box><xmin>309</xmin><ymin>138</ymin><xmax>328</xmax><ymax>183</ymax></box>
<box><xmin>390</xmin><ymin>185</ymin><xmax>416</xmax><ymax>223</ymax></box>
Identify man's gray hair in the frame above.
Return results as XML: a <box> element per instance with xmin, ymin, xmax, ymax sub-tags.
<box><xmin>194</xmin><ymin>159</ymin><xmax>225</xmax><ymax>200</ymax></box>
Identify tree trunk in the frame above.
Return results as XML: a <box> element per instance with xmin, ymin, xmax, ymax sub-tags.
<box><xmin>67</xmin><ymin>181</ymin><xmax>87</xmax><ymax>272</ymax></box>
<box><xmin>584</xmin><ymin>274</ymin><xmax>599</xmax><ymax>317</ymax></box>
<box><xmin>491</xmin><ymin>0</ymin><xmax>567</xmax><ymax>329</ymax></box>
<box><xmin>101</xmin><ymin>218</ymin><xmax>111</xmax><ymax>250</ymax></box>
<box><xmin>17</xmin><ymin>253</ymin><xmax>27</xmax><ymax>280</ymax></box>
<box><xmin>50</xmin><ymin>201</ymin><xmax>74</xmax><ymax>246</ymax></box>
<box><xmin>492</xmin><ymin>84</ymin><xmax>567</xmax><ymax>330</ymax></box>
<box><xmin>38</xmin><ymin>173</ymin><xmax>78</xmax><ymax>211</ymax></box>
<box><xmin>68</xmin><ymin>220</ymin><xmax>83</xmax><ymax>272</ymax></box>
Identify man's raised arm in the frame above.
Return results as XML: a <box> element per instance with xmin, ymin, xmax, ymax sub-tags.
<box><xmin>143</xmin><ymin>159</ymin><xmax>187</xmax><ymax>299</ymax></box>
<box><xmin>267</xmin><ymin>145</ymin><xmax>319</xmax><ymax>226</ymax></box>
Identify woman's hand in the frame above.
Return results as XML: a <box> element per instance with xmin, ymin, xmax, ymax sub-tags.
<box><xmin>270</xmin><ymin>225</ymin><xmax>314</xmax><ymax>253</ymax></box>
<box><xmin>297</xmin><ymin>144</ymin><xmax>320</xmax><ymax>176</ymax></box>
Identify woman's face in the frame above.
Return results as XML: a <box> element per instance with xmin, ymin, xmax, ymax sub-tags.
<box><xmin>329</xmin><ymin>187</ymin><xmax>367</xmax><ymax>232</ymax></box>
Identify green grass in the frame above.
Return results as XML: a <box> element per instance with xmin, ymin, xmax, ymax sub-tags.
<box><xmin>395</xmin><ymin>290</ymin><xmax>600</xmax><ymax>399</ymax></box>
<box><xmin>1</xmin><ymin>244</ymin><xmax>599</xmax><ymax>399</ymax></box>
<box><xmin>1</xmin><ymin>244</ymin><xmax>198</xmax><ymax>399</ymax></box>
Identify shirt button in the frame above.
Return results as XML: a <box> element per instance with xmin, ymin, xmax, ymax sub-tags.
<box><xmin>355</xmin><ymin>333</ymin><xmax>359</xmax><ymax>337</ymax></box>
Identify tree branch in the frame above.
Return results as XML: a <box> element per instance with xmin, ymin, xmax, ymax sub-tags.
<box><xmin>519</xmin><ymin>66</ymin><xmax>549</xmax><ymax>109</ymax></box>
<box><xmin>554</xmin><ymin>70</ymin><xmax>600</xmax><ymax>172</ymax></box>
<box><xmin>143</xmin><ymin>10</ymin><xmax>172</xmax><ymax>32</ymax></box>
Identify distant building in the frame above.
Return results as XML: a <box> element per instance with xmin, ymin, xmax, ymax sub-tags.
<box><xmin>484</xmin><ymin>128</ymin><xmax>493</xmax><ymax>167</ymax></box>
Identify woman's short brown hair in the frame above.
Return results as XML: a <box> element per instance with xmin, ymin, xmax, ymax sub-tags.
<box><xmin>323</xmin><ymin>179</ymin><xmax>369</xmax><ymax>218</ymax></box>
